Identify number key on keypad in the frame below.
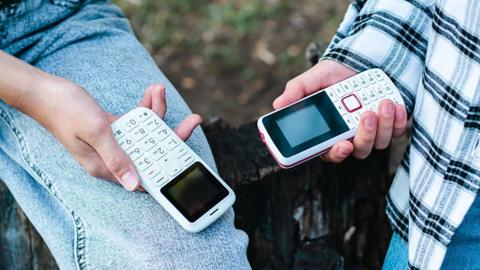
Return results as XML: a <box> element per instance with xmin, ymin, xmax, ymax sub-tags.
<box><xmin>334</xmin><ymin>101</ymin><xmax>347</xmax><ymax>115</ymax></box>
<box><xmin>132</xmin><ymin>127</ymin><xmax>148</xmax><ymax>141</ymax></box>
<box><xmin>333</xmin><ymin>85</ymin><xmax>344</xmax><ymax>98</ymax></box>
<box><xmin>366</xmin><ymin>72</ymin><xmax>376</xmax><ymax>84</ymax></box>
<box><xmin>166</xmin><ymin>137</ymin><xmax>180</xmax><ymax>150</ymax></box>
<box><xmin>156</xmin><ymin>127</ymin><xmax>170</xmax><ymax>141</ymax></box>
<box><xmin>367</xmin><ymin>88</ymin><xmax>377</xmax><ymax>100</ymax></box>
<box><xmin>119</xmin><ymin>136</ymin><xmax>134</xmax><ymax>151</ymax></box>
<box><xmin>151</xmin><ymin>145</ymin><xmax>167</xmax><ymax>161</ymax></box>
<box><xmin>384</xmin><ymin>82</ymin><xmax>393</xmax><ymax>94</ymax></box>
<box><xmin>349</xmin><ymin>77</ymin><xmax>361</xmax><ymax>91</ymax></box>
<box><xmin>374</xmin><ymin>85</ymin><xmax>386</xmax><ymax>98</ymax></box>
<box><xmin>359</xmin><ymin>75</ymin><xmax>369</xmax><ymax>88</ymax></box>
<box><xmin>128</xmin><ymin>147</ymin><xmax>143</xmax><ymax>161</ymax></box>
<box><xmin>141</xmin><ymin>136</ymin><xmax>158</xmax><ymax>151</ymax></box>
<box><xmin>372</xmin><ymin>69</ymin><xmax>384</xmax><ymax>81</ymax></box>
<box><xmin>123</xmin><ymin>118</ymin><xmax>138</xmax><ymax>132</ymax></box>
<box><xmin>146</xmin><ymin>118</ymin><xmax>163</xmax><ymax>131</ymax></box>
<box><xmin>341</xmin><ymin>82</ymin><xmax>353</xmax><ymax>94</ymax></box>
<box><xmin>135</xmin><ymin>156</ymin><xmax>153</xmax><ymax>171</ymax></box>
<box><xmin>359</xmin><ymin>92</ymin><xmax>370</xmax><ymax>104</ymax></box>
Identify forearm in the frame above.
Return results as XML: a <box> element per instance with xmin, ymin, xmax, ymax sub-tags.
<box><xmin>0</xmin><ymin>50</ymin><xmax>59</xmax><ymax>111</ymax></box>
<box><xmin>0</xmin><ymin>50</ymin><xmax>76</xmax><ymax>128</ymax></box>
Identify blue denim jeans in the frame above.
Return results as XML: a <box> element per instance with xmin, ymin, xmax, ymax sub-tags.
<box><xmin>383</xmin><ymin>193</ymin><xmax>480</xmax><ymax>269</ymax></box>
<box><xmin>0</xmin><ymin>1</ymin><xmax>249</xmax><ymax>269</ymax></box>
<box><xmin>382</xmin><ymin>233</ymin><xmax>408</xmax><ymax>270</ymax></box>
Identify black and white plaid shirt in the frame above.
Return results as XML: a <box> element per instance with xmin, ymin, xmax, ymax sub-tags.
<box><xmin>322</xmin><ymin>0</ymin><xmax>480</xmax><ymax>269</ymax></box>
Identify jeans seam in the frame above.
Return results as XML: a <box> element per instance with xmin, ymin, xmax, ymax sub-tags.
<box><xmin>0</xmin><ymin>108</ymin><xmax>88</xmax><ymax>270</ymax></box>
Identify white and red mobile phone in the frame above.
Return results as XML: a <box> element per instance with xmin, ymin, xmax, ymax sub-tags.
<box><xmin>257</xmin><ymin>69</ymin><xmax>404</xmax><ymax>168</ymax></box>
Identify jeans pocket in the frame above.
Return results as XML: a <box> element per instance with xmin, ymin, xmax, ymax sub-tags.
<box><xmin>50</xmin><ymin>0</ymin><xmax>84</xmax><ymax>9</ymax></box>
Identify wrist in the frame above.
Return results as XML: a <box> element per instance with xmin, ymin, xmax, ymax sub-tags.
<box><xmin>17</xmin><ymin>71</ymin><xmax>73</xmax><ymax>127</ymax></box>
<box><xmin>13</xmin><ymin>67</ymin><xmax>56</xmax><ymax>110</ymax></box>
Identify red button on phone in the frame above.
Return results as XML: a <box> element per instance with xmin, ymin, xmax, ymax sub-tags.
<box><xmin>341</xmin><ymin>94</ymin><xmax>362</xmax><ymax>113</ymax></box>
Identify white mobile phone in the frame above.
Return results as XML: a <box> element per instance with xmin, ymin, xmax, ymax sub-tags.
<box><xmin>111</xmin><ymin>107</ymin><xmax>235</xmax><ymax>233</ymax></box>
<box><xmin>257</xmin><ymin>69</ymin><xmax>404</xmax><ymax>168</ymax></box>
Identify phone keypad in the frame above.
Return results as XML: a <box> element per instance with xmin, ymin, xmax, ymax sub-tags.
<box><xmin>111</xmin><ymin>109</ymin><xmax>197</xmax><ymax>188</ymax></box>
<box><xmin>123</xmin><ymin>118</ymin><xmax>138</xmax><ymax>132</ymax></box>
<box><xmin>145</xmin><ymin>117</ymin><xmax>163</xmax><ymax>131</ymax></box>
<box><xmin>324</xmin><ymin>69</ymin><xmax>404</xmax><ymax>129</ymax></box>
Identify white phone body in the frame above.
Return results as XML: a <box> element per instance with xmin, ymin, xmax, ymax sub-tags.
<box><xmin>111</xmin><ymin>107</ymin><xmax>235</xmax><ymax>233</ymax></box>
<box><xmin>258</xmin><ymin>69</ymin><xmax>404</xmax><ymax>169</ymax></box>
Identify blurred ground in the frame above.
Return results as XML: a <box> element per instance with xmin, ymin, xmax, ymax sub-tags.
<box><xmin>114</xmin><ymin>0</ymin><xmax>350</xmax><ymax>126</ymax></box>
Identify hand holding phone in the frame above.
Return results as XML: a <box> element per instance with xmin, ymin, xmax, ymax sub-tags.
<box><xmin>260</xmin><ymin>66</ymin><xmax>407</xmax><ymax>168</ymax></box>
<box><xmin>272</xmin><ymin>61</ymin><xmax>407</xmax><ymax>164</ymax></box>
<box><xmin>112</xmin><ymin>92</ymin><xmax>235</xmax><ymax>233</ymax></box>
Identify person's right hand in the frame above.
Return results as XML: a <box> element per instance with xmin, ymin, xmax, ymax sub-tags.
<box><xmin>20</xmin><ymin>78</ymin><xmax>201</xmax><ymax>191</ymax></box>
<box><xmin>273</xmin><ymin>60</ymin><xmax>408</xmax><ymax>163</ymax></box>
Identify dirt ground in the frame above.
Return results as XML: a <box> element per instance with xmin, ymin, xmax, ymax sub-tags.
<box><xmin>115</xmin><ymin>0</ymin><xmax>350</xmax><ymax>126</ymax></box>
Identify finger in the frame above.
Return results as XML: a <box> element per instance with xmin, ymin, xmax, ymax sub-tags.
<box><xmin>273</xmin><ymin>78</ymin><xmax>307</xmax><ymax>110</ymax></box>
<box><xmin>322</xmin><ymin>140</ymin><xmax>354</xmax><ymax>163</ymax></box>
<box><xmin>150</xmin><ymin>84</ymin><xmax>167</xmax><ymax>118</ymax></box>
<box><xmin>91</xmin><ymin>130</ymin><xmax>139</xmax><ymax>191</ymax></box>
<box><xmin>352</xmin><ymin>111</ymin><xmax>377</xmax><ymax>159</ymax></box>
<box><xmin>175</xmin><ymin>114</ymin><xmax>202</xmax><ymax>141</ymax></box>
<box><xmin>138</xmin><ymin>84</ymin><xmax>154</xmax><ymax>108</ymax></box>
<box><xmin>392</xmin><ymin>104</ymin><xmax>407</xmax><ymax>138</ymax></box>
<box><xmin>374</xmin><ymin>99</ymin><xmax>395</xmax><ymax>149</ymax></box>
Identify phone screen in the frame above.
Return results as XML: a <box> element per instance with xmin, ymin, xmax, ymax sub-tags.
<box><xmin>276</xmin><ymin>104</ymin><xmax>331</xmax><ymax>147</ymax></box>
<box><xmin>262</xmin><ymin>91</ymin><xmax>348</xmax><ymax>157</ymax></box>
<box><xmin>161</xmin><ymin>162</ymin><xmax>229</xmax><ymax>222</ymax></box>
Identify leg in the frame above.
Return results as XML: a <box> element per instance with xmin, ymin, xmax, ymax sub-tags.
<box><xmin>382</xmin><ymin>233</ymin><xmax>408</xmax><ymax>270</ymax></box>
<box><xmin>441</xmin><ymin>194</ymin><xmax>480</xmax><ymax>269</ymax></box>
<box><xmin>0</xmin><ymin>2</ymin><xmax>249</xmax><ymax>269</ymax></box>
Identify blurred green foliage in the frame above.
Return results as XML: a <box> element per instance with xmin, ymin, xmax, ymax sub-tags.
<box><xmin>114</xmin><ymin>0</ymin><xmax>349</xmax><ymax>125</ymax></box>
<box><xmin>115</xmin><ymin>0</ymin><xmax>293</xmax><ymax>67</ymax></box>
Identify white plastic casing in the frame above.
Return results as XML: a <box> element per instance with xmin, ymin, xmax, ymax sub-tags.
<box><xmin>258</xmin><ymin>69</ymin><xmax>404</xmax><ymax>169</ymax></box>
<box><xmin>112</xmin><ymin>107</ymin><xmax>235</xmax><ymax>232</ymax></box>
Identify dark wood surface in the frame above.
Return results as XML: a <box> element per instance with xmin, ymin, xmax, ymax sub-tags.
<box><xmin>0</xmin><ymin>118</ymin><xmax>395</xmax><ymax>269</ymax></box>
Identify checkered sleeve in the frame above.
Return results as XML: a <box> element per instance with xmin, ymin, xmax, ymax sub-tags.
<box><xmin>322</xmin><ymin>0</ymin><xmax>434</xmax><ymax>115</ymax></box>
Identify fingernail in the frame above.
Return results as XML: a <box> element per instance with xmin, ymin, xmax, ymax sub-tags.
<box><xmin>381</xmin><ymin>102</ymin><xmax>394</xmax><ymax>116</ymax></box>
<box><xmin>120</xmin><ymin>169</ymin><xmax>138</xmax><ymax>191</ymax></box>
<box><xmin>363</xmin><ymin>115</ymin><xmax>376</xmax><ymax>129</ymax></box>
<box><xmin>339</xmin><ymin>146</ymin><xmax>350</xmax><ymax>156</ymax></box>
<box><xmin>396</xmin><ymin>108</ymin><xmax>405</xmax><ymax>120</ymax></box>
<box><xmin>161</xmin><ymin>86</ymin><xmax>166</xmax><ymax>101</ymax></box>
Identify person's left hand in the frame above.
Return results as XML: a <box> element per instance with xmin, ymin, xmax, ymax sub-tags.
<box><xmin>107</xmin><ymin>84</ymin><xmax>202</xmax><ymax>191</ymax></box>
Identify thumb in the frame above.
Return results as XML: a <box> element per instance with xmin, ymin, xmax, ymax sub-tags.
<box><xmin>93</xmin><ymin>132</ymin><xmax>139</xmax><ymax>191</ymax></box>
<box><xmin>273</xmin><ymin>60</ymin><xmax>356</xmax><ymax>109</ymax></box>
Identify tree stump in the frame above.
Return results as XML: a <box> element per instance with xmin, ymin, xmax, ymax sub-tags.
<box><xmin>0</xmin><ymin>118</ymin><xmax>397</xmax><ymax>269</ymax></box>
